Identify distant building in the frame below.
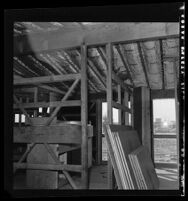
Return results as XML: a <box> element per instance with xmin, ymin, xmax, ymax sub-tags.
<box><xmin>154</xmin><ymin>118</ymin><xmax>163</xmax><ymax>129</ymax></box>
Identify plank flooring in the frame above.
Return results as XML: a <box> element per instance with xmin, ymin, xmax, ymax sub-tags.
<box><xmin>13</xmin><ymin>165</ymin><xmax>178</xmax><ymax>190</ymax></box>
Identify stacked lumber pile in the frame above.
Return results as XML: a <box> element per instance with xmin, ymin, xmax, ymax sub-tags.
<box><xmin>104</xmin><ymin>124</ymin><xmax>159</xmax><ymax>190</ymax></box>
<box><xmin>128</xmin><ymin>145</ymin><xmax>159</xmax><ymax>189</ymax></box>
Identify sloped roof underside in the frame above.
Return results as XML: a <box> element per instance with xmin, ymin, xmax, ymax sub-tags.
<box><xmin>14</xmin><ymin>22</ymin><xmax>179</xmax><ymax>95</ymax></box>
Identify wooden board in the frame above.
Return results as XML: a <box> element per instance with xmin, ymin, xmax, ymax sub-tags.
<box><xmin>14</xmin><ymin>126</ymin><xmax>82</xmax><ymax>144</ymax></box>
<box><xmin>129</xmin><ymin>145</ymin><xmax>159</xmax><ymax>189</ymax></box>
<box><xmin>129</xmin><ymin>155</ymin><xmax>143</xmax><ymax>189</ymax></box>
<box><xmin>14</xmin><ymin>124</ymin><xmax>93</xmax><ymax>144</ymax></box>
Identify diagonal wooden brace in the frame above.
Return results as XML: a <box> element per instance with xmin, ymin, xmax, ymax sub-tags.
<box><xmin>43</xmin><ymin>143</ymin><xmax>78</xmax><ymax>189</ymax></box>
<box><xmin>14</xmin><ymin>143</ymin><xmax>35</xmax><ymax>174</ymax></box>
<box><xmin>46</xmin><ymin>78</ymin><xmax>80</xmax><ymax>126</ymax></box>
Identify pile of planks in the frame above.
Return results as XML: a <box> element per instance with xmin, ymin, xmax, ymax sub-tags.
<box><xmin>104</xmin><ymin>124</ymin><xmax>140</xmax><ymax>189</ymax></box>
<box><xmin>128</xmin><ymin>145</ymin><xmax>159</xmax><ymax>189</ymax></box>
<box><xmin>104</xmin><ymin>124</ymin><xmax>159</xmax><ymax>190</ymax></box>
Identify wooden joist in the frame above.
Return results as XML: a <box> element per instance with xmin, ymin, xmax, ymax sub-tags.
<box><xmin>14</xmin><ymin>74</ymin><xmax>81</xmax><ymax>85</ymax></box>
<box><xmin>14</xmin><ymin>100</ymin><xmax>81</xmax><ymax>109</ymax></box>
<box><xmin>14</xmin><ymin>163</ymin><xmax>82</xmax><ymax>172</ymax></box>
<box><xmin>112</xmin><ymin>101</ymin><xmax>131</xmax><ymax>113</ymax></box>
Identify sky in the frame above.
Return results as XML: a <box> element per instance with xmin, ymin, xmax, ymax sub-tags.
<box><xmin>153</xmin><ymin>99</ymin><xmax>176</xmax><ymax>122</ymax></box>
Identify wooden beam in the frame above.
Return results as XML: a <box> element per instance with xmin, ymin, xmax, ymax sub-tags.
<box><xmin>14</xmin><ymin>74</ymin><xmax>81</xmax><ymax>86</ymax></box>
<box><xmin>115</xmin><ymin>44</ymin><xmax>134</xmax><ymax>87</ymax></box>
<box><xmin>14</xmin><ymin>23</ymin><xmax>179</xmax><ymax>56</ymax></box>
<box><xmin>106</xmin><ymin>43</ymin><xmax>115</xmax><ymax>189</ymax></box>
<box><xmin>87</xmin><ymin>59</ymin><xmax>106</xmax><ymax>90</ymax></box>
<box><xmin>151</xmin><ymin>89</ymin><xmax>175</xmax><ymax>99</ymax></box>
<box><xmin>33</xmin><ymin>87</ymin><xmax>38</xmax><ymax>117</ymax></box>
<box><xmin>39</xmin><ymin>85</ymin><xmax>65</xmax><ymax>95</ymax></box>
<box><xmin>96</xmin><ymin>100</ymin><xmax>102</xmax><ymax>165</ymax></box>
<box><xmin>14</xmin><ymin>100</ymin><xmax>81</xmax><ymax>109</ymax></box>
<box><xmin>137</xmin><ymin>42</ymin><xmax>150</xmax><ymax>89</ymax></box>
<box><xmin>81</xmin><ymin>43</ymin><xmax>89</xmax><ymax>189</ymax></box>
<box><xmin>153</xmin><ymin>135</ymin><xmax>177</xmax><ymax>139</ymax></box>
<box><xmin>112</xmin><ymin>72</ymin><xmax>132</xmax><ymax>94</ymax></box>
<box><xmin>14</xmin><ymin>125</ymin><xmax>82</xmax><ymax>144</ymax></box>
<box><xmin>130</xmin><ymin>94</ymin><xmax>134</xmax><ymax>127</ymax></box>
<box><xmin>43</xmin><ymin>143</ymin><xmax>78</xmax><ymax>189</ymax></box>
<box><xmin>159</xmin><ymin>39</ymin><xmax>165</xmax><ymax>90</ymax></box>
<box><xmin>14</xmin><ymin>143</ymin><xmax>35</xmax><ymax>173</ymax></box>
<box><xmin>89</xmin><ymin>102</ymin><xmax>95</xmax><ymax>112</ymax></box>
<box><xmin>133</xmin><ymin>87</ymin><xmax>152</xmax><ymax>155</ymax></box>
<box><xmin>117</xmin><ymin>85</ymin><xmax>122</xmax><ymax>124</ymax></box>
<box><xmin>14</xmin><ymin>75</ymin><xmax>65</xmax><ymax>94</ymax></box>
<box><xmin>112</xmin><ymin>101</ymin><xmax>131</xmax><ymax>113</ymax></box>
<box><xmin>97</xmin><ymin>47</ymin><xmax>107</xmax><ymax>66</ymax></box>
<box><xmin>14</xmin><ymin>163</ymin><xmax>82</xmax><ymax>172</ymax></box>
<box><xmin>124</xmin><ymin>91</ymin><xmax>129</xmax><ymax>125</ymax></box>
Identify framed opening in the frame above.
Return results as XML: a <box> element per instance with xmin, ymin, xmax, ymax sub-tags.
<box><xmin>152</xmin><ymin>99</ymin><xmax>178</xmax><ymax>167</ymax></box>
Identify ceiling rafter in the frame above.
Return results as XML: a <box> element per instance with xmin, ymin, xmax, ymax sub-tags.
<box><xmin>63</xmin><ymin>50</ymin><xmax>98</xmax><ymax>93</ymax></box>
<box><xmin>97</xmin><ymin>45</ymin><xmax>133</xmax><ymax>92</ymax></box>
<box><xmin>75</xmin><ymin>49</ymin><xmax>105</xmax><ymax>92</ymax></box>
<box><xmin>137</xmin><ymin>42</ymin><xmax>151</xmax><ymax>89</ymax></box>
<box><xmin>87</xmin><ymin>59</ymin><xmax>106</xmax><ymax>90</ymax></box>
<box><xmin>115</xmin><ymin>44</ymin><xmax>135</xmax><ymax>87</ymax></box>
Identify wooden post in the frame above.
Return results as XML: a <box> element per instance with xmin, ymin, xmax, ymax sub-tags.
<box><xmin>106</xmin><ymin>43</ymin><xmax>115</xmax><ymax>189</ymax></box>
<box><xmin>96</xmin><ymin>100</ymin><xmax>102</xmax><ymax>165</ymax></box>
<box><xmin>33</xmin><ymin>87</ymin><xmax>38</xmax><ymax>117</ymax></box>
<box><xmin>118</xmin><ymin>85</ymin><xmax>122</xmax><ymax>124</ymax></box>
<box><xmin>130</xmin><ymin>94</ymin><xmax>134</xmax><ymax>127</ymax></box>
<box><xmin>133</xmin><ymin>87</ymin><xmax>151</xmax><ymax>155</ymax></box>
<box><xmin>19</xmin><ymin>98</ymin><xmax>22</xmax><ymax>127</ymax></box>
<box><xmin>81</xmin><ymin>43</ymin><xmax>88</xmax><ymax>189</ymax></box>
<box><xmin>124</xmin><ymin>91</ymin><xmax>129</xmax><ymax>126</ymax></box>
